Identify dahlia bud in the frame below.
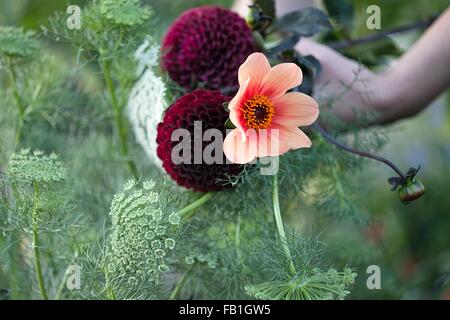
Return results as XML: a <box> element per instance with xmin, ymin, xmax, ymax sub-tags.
<box><xmin>388</xmin><ymin>166</ymin><xmax>425</xmax><ymax>204</ymax></box>
<box><xmin>399</xmin><ymin>178</ymin><xmax>425</xmax><ymax>204</ymax></box>
<box><xmin>246</xmin><ymin>5</ymin><xmax>259</xmax><ymax>28</ymax></box>
<box><xmin>246</xmin><ymin>4</ymin><xmax>272</xmax><ymax>33</ymax></box>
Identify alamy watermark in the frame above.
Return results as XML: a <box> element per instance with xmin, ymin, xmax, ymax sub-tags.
<box><xmin>366</xmin><ymin>5</ymin><xmax>381</xmax><ymax>30</ymax></box>
<box><xmin>66</xmin><ymin>264</ymin><xmax>81</xmax><ymax>290</ymax></box>
<box><xmin>170</xmin><ymin>121</ymin><xmax>280</xmax><ymax>175</ymax></box>
<box><xmin>66</xmin><ymin>5</ymin><xmax>81</xmax><ymax>30</ymax></box>
<box><xmin>366</xmin><ymin>265</ymin><xmax>381</xmax><ymax>290</ymax></box>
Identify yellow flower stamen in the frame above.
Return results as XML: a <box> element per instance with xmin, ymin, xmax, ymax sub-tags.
<box><xmin>241</xmin><ymin>95</ymin><xmax>274</xmax><ymax>130</ymax></box>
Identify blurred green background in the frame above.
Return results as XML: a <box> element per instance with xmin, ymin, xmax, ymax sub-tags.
<box><xmin>1</xmin><ymin>0</ymin><xmax>449</xmax><ymax>299</ymax></box>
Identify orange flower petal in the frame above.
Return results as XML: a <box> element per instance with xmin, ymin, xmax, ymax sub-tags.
<box><xmin>255</xmin><ymin>128</ymin><xmax>286</xmax><ymax>157</ymax></box>
<box><xmin>261</xmin><ymin>63</ymin><xmax>303</xmax><ymax>99</ymax></box>
<box><xmin>229</xmin><ymin>78</ymin><xmax>250</xmax><ymax>141</ymax></box>
<box><xmin>223</xmin><ymin>129</ymin><xmax>258</xmax><ymax>164</ymax></box>
<box><xmin>238</xmin><ymin>52</ymin><xmax>271</xmax><ymax>92</ymax></box>
<box><xmin>272</xmin><ymin>92</ymin><xmax>319</xmax><ymax>127</ymax></box>
<box><xmin>279</xmin><ymin>126</ymin><xmax>312</xmax><ymax>150</ymax></box>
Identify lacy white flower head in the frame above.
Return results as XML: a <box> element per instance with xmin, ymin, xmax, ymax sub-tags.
<box><xmin>128</xmin><ymin>39</ymin><xmax>166</xmax><ymax>170</ymax></box>
<box><xmin>244</xmin><ymin>267</ymin><xmax>356</xmax><ymax>300</ymax></box>
<box><xmin>133</xmin><ymin>37</ymin><xmax>159</xmax><ymax>77</ymax></box>
<box><xmin>107</xmin><ymin>179</ymin><xmax>180</xmax><ymax>289</ymax></box>
<box><xmin>9</xmin><ymin>149</ymin><xmax>66</xmax><ymax>183</ymax></box>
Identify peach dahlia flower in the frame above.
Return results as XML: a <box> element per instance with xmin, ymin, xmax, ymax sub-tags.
<box><xmin>223</xmin><ymin>53</ymin><xmax>320</xmax><ymax>164</ymax></box>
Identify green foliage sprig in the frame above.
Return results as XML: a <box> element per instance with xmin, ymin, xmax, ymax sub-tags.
<box><xmin>43</xmin><ymin>0</ymin><xmax>156</xmax><ymax>178</ymax></box>
<box><xmin>1</xmin><ymin>149</ymin><xmax>81</xmax><ymax>300</ymax></box>
<box><xmin>0</xmin><ymin>28</ymin><xmax>86</xmax><ymax>150</ymax></box>
<box><xmin>0</xmin><ymin>27</ymin><xmax>39</xmax><ymax>64</ymax></box>
<box><xmin>101</xmin><ymin>0</ymin><xmax>152</xmax><ymax>25</ymax></box>
<box><xmin>0</xmin><ymin>27</ymin><xmax>38</xmax><ymax>145</ymax></box>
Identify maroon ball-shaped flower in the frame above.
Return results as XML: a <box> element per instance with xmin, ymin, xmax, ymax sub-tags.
<box><xmin>156</xmin><ymin>90</ymin><xmax>243</xmax><ymax>192</ymax></box>
<box><xmin>162</xmin><ymin>6</ymin><xmax>258</xmax><ymax>92</ymax></box>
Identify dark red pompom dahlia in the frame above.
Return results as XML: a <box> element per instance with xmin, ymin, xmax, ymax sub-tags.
<box><xmin>156</xmin><ymin>90</ymin><xmax>243</xmax><ymax>192</ymax></box>
<box><xmin>162</xmin><ymin>6</ymin><xmax>258</xmax><ymax>92</ymax></box>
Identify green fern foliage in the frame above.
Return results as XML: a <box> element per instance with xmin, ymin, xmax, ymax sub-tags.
<box><xmin>101</xmin><ymin>0</ymin><xmax>153</xmax><ymax>26</ymax></box>
<box><xmin>0</xmin><ymin>149</ymin><xmax>81</xmax><ymax>299</ymax></box>
<box><xmin>0</xmin><ymin>26</ymin><xmax>38</xmax><ymax>64</ymax></box>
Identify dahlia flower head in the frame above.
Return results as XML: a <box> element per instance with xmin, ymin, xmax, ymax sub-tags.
<box><xmin>223</xmin><ymin>53</ymin><xmax>320</xmax><ymax>164</ymax></box>
<box><xmin>156</xmin><ymin>90</ymin><xmax>243</xmax><ymax>192</ymax></box>
<box><xmin>161</xmin><ymin>6</ymin><xmax>258</xmax><ymax>92</ymax></box>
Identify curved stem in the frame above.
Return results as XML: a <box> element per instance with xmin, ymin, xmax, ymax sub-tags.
<box><xmin>179</xmin><ymin>192</ymin><xmax>214</xmax><ymax>220</ymax></box>
<box><xmin>328</xmin><ymin>15</ymin><xmax>437</xmax><ymax>50</ymax></box>
<box><xmin>272</xmin><ymin>174</ymin><xmax>296</xmax><ymax>276</ymax></box>
<box><xmin>169</xmin><ymin>270</ymin><xmax>190</xmax><ymax>300</ymax></box>
<box><xmin>312</xmin><ymin>123</ymin><xmax>406</xmax><ymax>180</ymax></box>
<box><xmin>101</xmin><ymin>59</ymin><xmax>138</xmax><ymax>179</ymax></box>
<box><xmin>32</xmin><ymin>181</ymin><xmax>48</xmax><ymax>300</ymax></box>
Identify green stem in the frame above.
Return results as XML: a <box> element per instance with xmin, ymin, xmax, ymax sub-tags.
<box><xmin>7</xmin><ymin>64</ymin><xmax>25</xmax><ymax>145</ymax></box>
<box><xmin>169</xmin><ymin>270</ymin><xmax>190</xmax><ymax>300</ymax></box>
<box><xmin>179</xmin><ymin>192</ymin><xmax>214</xmax><ymax>220</ymax></box>
<box><xmin>32</xmin><ymin>181</ymin><xmax>48</xmax><ymax>300</ymax></box>
<box><xmin>104</xmin><ymin>267</ymin><xmax>117</xmax><ymax>300</ymax></box>
<box><xmin>106</xmin><ymin>287</ymin><xmax>117</xmax><ymax>300</ymax></box>
<box><xmin>55</xmin><ymin>269</ymin><xmax>69</xmax><ymax>300</ymax></box>
<box><xmin>15</xmin><ymin>118</ymin><xmax>24</xmax><ymax>145</ymax></box>
<box><xmin>101</xmin><ymin>59</ymin><xmax>138</xmax><ymax>179</ymax></box>
<box><xmin>272</xmin><ymin>174</ymin><xmax>296</xmax><ymax>276</ymax></box>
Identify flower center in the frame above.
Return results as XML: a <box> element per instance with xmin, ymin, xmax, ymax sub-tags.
<box><xmin>242</xmin><ymin>95</ymin><xmax>274</xmax><ymax>130</ymax></box>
